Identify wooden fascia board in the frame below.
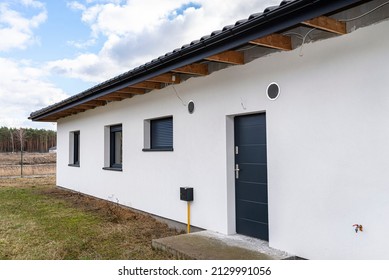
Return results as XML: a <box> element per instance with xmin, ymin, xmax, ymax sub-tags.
<box><xmin>131</xmin><ymin>81</ymin><xmax>162</xmax><ymax>90</ymax></box>
<box><xmin>41</xmin><ymin>118</ymin><xmax>57</xmax><ymax>122</ymax></box>
<box><xmin>302</xmin><ymin>16</ymin><xmax>346</xmax><ymax>35</ymax></box>
<box><xmin>172</xmin><ymin>63</ymin><xmax>208</xmax><ymax>76</ymax></box>
<box><xmin>84</xmin><ymin>100</ymin><xmax>107</xmax><ymax>106</ymax></box>
<box><xmin>66</xmin><ymin>108</ymin><xmax>85</xmax><ymax>113</ymax></box>
<box><xmin>116</xmin><ymin>88</ymin><xmax>145</xmax><ymax>95</ymax></box>
<box><xmin>61</xmin><ymin>109</ymin><xmax>84</xmax><ymax>115</ymax></box>
<box><xmin>250</xmin><ymin>33</ymin><xmax>292</xmax><ymax>51</ymax></box>
<box><xmin>75</xmin><ymin>105</ymin><xmax>96</xmax><ymax>109</ymax></box>
<box><xmin>50</xmin><ymin>111</ymin><xmax>78</xmax><ymax>119</ymax></box>
<box><xmin>95</xmin><ymin>96</ymin><xmax>124</xmax><ymax>101</ymax></box>
<box><xmin>51</xmin><ymin>113</ymin><xmax>69</xmax><ymax>118</ymax></box>
<box><xmin>108</xmin><ymin>92</ymin><xmax>133</xmax><ymax>98</ymax></box>
<box><xmin>205</xmin><ymin>50</ymin><xmax>244</xmax><ymax>65</ymax></box>
<box><xmin>147</xmin><ymin>73</ymin><xmax>181</xmax><ymax>84</ymax></box>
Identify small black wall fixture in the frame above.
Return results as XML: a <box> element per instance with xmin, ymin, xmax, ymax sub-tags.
<box><xmin>180</xmin><ymin>187</ymin><xmax>194</xmax><ymax>233</ymax></box>
<box><xmin>267</xmin><ymin>82</ymin><xmax>280</xmax><ymax>100</ymax></box>
<box><xmin>180</xmin><ymin>187</ymin><xmax>194</xmax><ymax>201</ymax></box>
<box><xmin>188</xmin><ymin>100</ymin><xmax>195</xmax><ymax>114</ymax></box>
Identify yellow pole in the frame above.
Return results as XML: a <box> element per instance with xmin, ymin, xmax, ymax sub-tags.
<box><xmin>187</xmin><ymin>201</ymin><xmax>191</xmax><ymax>233</ymax></box>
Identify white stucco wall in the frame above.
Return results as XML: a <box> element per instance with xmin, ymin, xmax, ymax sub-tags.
<box><xmin>57</xmin><ymin>19</ymin><xmax>389</xmax><ymax>259</ymax></box>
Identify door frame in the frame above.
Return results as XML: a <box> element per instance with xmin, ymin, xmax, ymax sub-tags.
<box><xmin>225</xmin><ymin>111</ymin><xmax>268</xmax><ymax>238</ymax></box>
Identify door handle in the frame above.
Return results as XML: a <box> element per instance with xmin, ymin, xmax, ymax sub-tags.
<box><xmin>235</xmin><ymin>164</ymin><xmax>240</xmax><ymax>179</ymax></box>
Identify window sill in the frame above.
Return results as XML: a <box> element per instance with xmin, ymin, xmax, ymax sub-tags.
<box><xmin>142</xmin><ymin>148</ymin><xmax>174</xmax><ymax>152</ymax></box>
<box><xmin>68</xmin><ymin>164</ymin><xmax>80</xmax><ymax>167</ymax></box>
<box><xmin>102</xmin><ymin>167</ymin><xmax>123</xmax><ymax>172</ymax></box>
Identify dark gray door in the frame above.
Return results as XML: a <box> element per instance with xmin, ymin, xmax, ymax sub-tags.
<box><xmin>234</xmin><ymin>113</ymin><xmax>268</xmax><ymax>240</ymax></box>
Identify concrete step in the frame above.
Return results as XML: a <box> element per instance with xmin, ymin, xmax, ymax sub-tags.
<box><xmin>152</xmin><ymin>231</ymin><xmax>294</xmax><ymax>260</ymax></box>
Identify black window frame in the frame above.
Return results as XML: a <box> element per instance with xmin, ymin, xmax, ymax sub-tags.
<box><xmin>109</xmin><ymin>124</ymin><xmax>123</xmax><ymax>169</ymax></box>
<box><xmin>68</xmin><ymin>131</ymin><xmax>80</xmax><ymax>167</ymax></box>
<box><xmin>143</xmin><ymin>116</ymin><xmax>173</xmax><ymax>152</ymax></box>
<box><xmin>73</xmin><ymin>131</ymin><xmax>80</xmax><ymax>165</ymax></box>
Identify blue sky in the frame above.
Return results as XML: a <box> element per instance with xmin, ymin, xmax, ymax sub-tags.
<box><xmin>0</xmin><ymin>0</ymin><xmax>278</xmax><ymax>130</ymax></box>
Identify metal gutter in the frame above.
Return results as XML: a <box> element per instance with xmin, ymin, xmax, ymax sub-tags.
<box><xmin>30</xmin><ymin>0</ymin><xmax>362</xmax><ymax>121</ymax></box>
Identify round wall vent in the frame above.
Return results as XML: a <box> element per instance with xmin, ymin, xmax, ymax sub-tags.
<box><xmin>188</xmin><ymin>100</ymin><xmax>195</xmax><ymax>114</ymax></box>
<box><xmin>267</xmin><ymin>83</ymin><xmax>280</xmax><ymax>100</ymax></box>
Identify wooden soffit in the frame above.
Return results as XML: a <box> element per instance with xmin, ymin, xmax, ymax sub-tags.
<box><xmin>147</xmin><ymin>73</ymin><xmax>181</xmax><ymax>84</ymax></box>
<box><xmin>131</xmin><ymin>81</ymin><xmax>162</xmax><ymax>90</ymax></box>
<box><xmin>206</xmin><ymin>50</ymin><xmax>244</xmax><ymax>65</ymax></box>
<box><xmin>250</xmin><ymin>33</ymin><xmax>292</xmax><ymax>51</ymax></box>
<box><xmin>303</xmin><ymin>16</ymin><xmax>347</xmax><ymax>35</ymax></box>
<box><xmin>172</xmin><ymin>63</ymin><xmax>209</xmax><ymax>76</ymax></box>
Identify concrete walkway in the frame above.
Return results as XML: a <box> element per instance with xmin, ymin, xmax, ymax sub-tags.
<box><xmin>152</xmin><ymin>231</ymin><xmax>294</xmax><ymax>260</ymax></box>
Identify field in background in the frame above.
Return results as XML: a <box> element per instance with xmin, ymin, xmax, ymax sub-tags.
<box><xmin>0</xmin><ymin>177</ymin><xmax>179</xmax><ymax>259</ymax></box>
<box><xmin>0</xmin><ymin>152</ymin><xmax>55</xmax><ymax>177</ymax></box>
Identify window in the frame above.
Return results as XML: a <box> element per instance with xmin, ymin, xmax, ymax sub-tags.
<box><xmin>110</xmin><ymin>124</ymin><xmax>122</xmax><ymax>169</ymax></box>
<box><xmin>143</xmin><ymin>116</ymin><xmax>173</xmax><ymax>151</ymax></box>
<box><xmin>103</xmin><ymin>124</ymin><xmax>122</xmax><ymax>171</ymax></box>
<box><xmin>69</xmin><ymin>131</ymin><xmax>80</xmax><ymax>166</ymax></box>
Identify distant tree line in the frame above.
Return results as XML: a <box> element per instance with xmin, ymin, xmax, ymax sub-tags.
<box><xmin>0</xmin><ymin>127</ymin><xmax>56</xmax><ymax>153</ymax></box>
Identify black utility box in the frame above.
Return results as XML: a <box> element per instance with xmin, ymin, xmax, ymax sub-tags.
<box><xmin>180</xmin><ymin>187</ymin><xmax>194</xmax><ymax>201</ymax></box>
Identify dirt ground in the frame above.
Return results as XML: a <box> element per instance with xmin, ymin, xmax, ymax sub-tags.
<box><xmin>0</xmin><ymin>152</ymin><xmax>56</xmax><ymax>165</ymax></box>
<box><xmin>0</xmin><ymin>176</ymin><xmax>55</xmax><ymax>188</ymax></box>
<box><xmin>0</xmin><ymin>152</ymin><xmax>56</xmax><ymax>177</ymax></box>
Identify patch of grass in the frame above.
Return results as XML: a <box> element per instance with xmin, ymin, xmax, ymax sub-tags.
<box><xmin>0</xmin><ymin>177</ymin><xmax>179</xmax><ymax>260</ymax></box>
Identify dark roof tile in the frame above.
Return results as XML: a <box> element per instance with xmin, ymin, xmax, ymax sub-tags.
<box><xmin>264</xmin><ymin>5</ymin><xmax>279</xmax><ymax>13</ymax></box>
<box><xmin>235</xmin><ymin>19</ymin><xmax>248</xmax><ymax>26</ymax></box>
<box><xmin>222</xmin><ymin>24</ymin><xmax>234</xmax><ymax>31</ymax></box>
<box><xmin>280</xmin><ymin>0</ymin><xmax>293</xmax><ymax>6</ymax></box>
<box><xmin>249</xmin><ymin>12</ymin><xmax>263</xmax><ymax>20</ymax></box>
<box><xmin>211</xmin><ymin>30</ymin><xmax>222</xmax><ymax>36</ymax></box>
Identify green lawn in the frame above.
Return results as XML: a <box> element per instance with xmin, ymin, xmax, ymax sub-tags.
<box><xmin>0</xmin><ymin>177</ymin><xmax>179</xmax><ymax>260</ymax></box>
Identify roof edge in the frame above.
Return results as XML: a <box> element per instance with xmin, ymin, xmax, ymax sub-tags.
<box><xmin>30</xmin><ymin>0</ymin><xmax>362</xmax><ymax>121</ymax></box>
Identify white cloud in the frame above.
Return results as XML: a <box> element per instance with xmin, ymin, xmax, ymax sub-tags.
<box><xmin>46</xmin><ymin>53</ymin><xmax>120</xmax><ymax>82</ymax></box>
<box><xmin>67</xmin><ymin>1</ymin><xmax>86</xmax><ymax>11</ymax></box>
<box><xmin>21</xmin><ymin>0</ymin><xmax>45</xmax><ymax>9</ymax></box>
<box><xmin>0</xmin><ymin>1</ymin><xmax>58</xmax><ymax>129</ymax></box>
<box><xmin>82</xmin><ymin>0</ymin><xmax>187</xmax><ymax>37</ymax></box>
<box><xmin>0</xmin><ymin>57</ymin><xmax>68</xmax><ymax>129</ymax></box>
<box><xmin>67</xmin><ymin>38</ymin><xmax>96</xmax><ymax>49</ymax></box>
<box><xmin>0</xmin><ymin>1</ymin><xmax>47</xmax><ymax>52</ymax></box>
<box><xmin>50</xmin><ymin>0</ymin><xmax>280</xmax><ymax>84</ymax></box>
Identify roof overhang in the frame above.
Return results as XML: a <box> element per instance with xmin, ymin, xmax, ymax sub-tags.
<box><xmin>29</xmin><ymin>0</ymin><xmax>369</xmax><ymax>122</ymax></box>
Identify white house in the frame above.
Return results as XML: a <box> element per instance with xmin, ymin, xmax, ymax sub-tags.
<box><xmin>30</xmin><ymin>0</ymin><xmax>389</xmax><ymax>259</ymax></box>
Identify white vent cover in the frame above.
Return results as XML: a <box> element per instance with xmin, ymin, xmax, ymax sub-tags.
<box><xmin>267</xmin><ymin>82</ymin><xmax>280</xmax><ymax>100</ymax></box>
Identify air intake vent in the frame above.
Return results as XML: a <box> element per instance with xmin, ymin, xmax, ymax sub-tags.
<box><xmin>188</xmin><ymin>100</ymin><xmax>195</xmax><ymax>114</ymax></box>
<box><xmin>267</xmin><ymin>83</ymin><xmax>280</xmax><ymax>100</ymax></box>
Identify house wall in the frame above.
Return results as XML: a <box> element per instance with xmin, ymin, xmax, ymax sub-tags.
<box><xmin>57</xmin><ymin>18</ymin><xmax>389</xmax><ymax>259</ymax></box>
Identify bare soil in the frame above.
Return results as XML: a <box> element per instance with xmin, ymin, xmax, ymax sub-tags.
<box><xmin>0</xmin><ymin>152</ymin><xmax>56</xmax><ymax>177</ymax></box>
<box><xmin>0</xmin><ymin>152</ymin><xmax>56</xmax><ymax>165</ymax></box>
